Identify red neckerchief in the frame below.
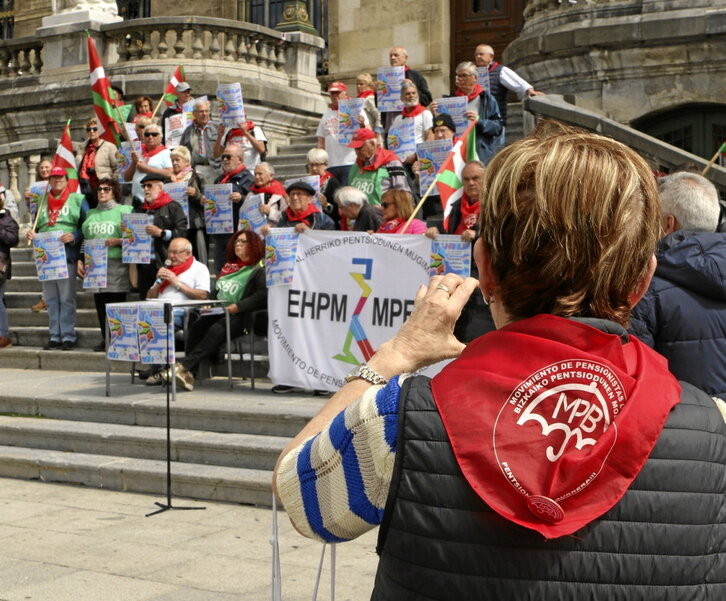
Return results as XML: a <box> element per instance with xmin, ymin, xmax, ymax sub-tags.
<box><xmin>47</xmin><ymin>186</ymin><xmax>71</xmax><ymax>227</ymax></box>
<box><xmin>431</xmin><ymin>314</ymin><xmax>681</xmax><ymax>539</ymax></box>
<box><xmin>319</xmin><ymin>171</ymin><xmax>333</xmax><ymax>187</ymax></box>
<box><xmin>376</xmin><ymin>218</ymin><xmax>404</xmax><ymax>234</ymax></box>
<box><xmin>219</xmin><ymin>258</ymin><xmax>254</xmax><ymax>278</ymax></box>
<box><xmin>250</xmin><ymin>179</ymin><xmax>286</xmax><ymax>196</ymax></box>
<box><xmin>158</xmin><ymin>255</ymin><xmax>194</xmax><ymax>293</ymax></box>
<box><xmin>220</xmin><ymin>165</ymin><xmax>247</xmax><ymax>184</ymax></box>
<box><xmin>285</xmin><ymin>203</ymin><xmax>319</xmax><ymax>226</ymax></box>
<box><xmin>132</xmin><ymin>111</ymin><xmax>153</xmax><ymax>123</ymax></box>
<box><xmin>141</xmin><ymin>190</ymin><xmax>174</xmax><ymax>211</ymax></box>
<box><xmin>357</xmin><ymin>148</ymin><xmax>400</xmax><ymax>172</ymax></box>
<box><xmin>455</xmin><ymin>83</ymin><xmax>484</xmax><ymax>102</ymax></box>
<box><xmin>80</xmin><ymin>142</ymin><xmax>98</xmax><ymax>185</ymax></box>
<box><xmin>488</xmin><ymin>61</ymin><xmax>501</xmax><ymax>72</ymax></box>
<box><xmin>454</xmin><ymin>194</ymin><xmax>479</xmax><ymax>234</ymax></box>
<box><xmin>401</xmin><ymin>104</ymin><xmax>426</xmax><ymax>118</ymax></box>
<box><xmin>358</xmin><ymin>90</ymin><xmax>375</xmax><ymax>98</ymax></box>
<box><xmin>142</xmin><ymin>144</ymin><xmax>167</xmax><ymax>161</ymax></box>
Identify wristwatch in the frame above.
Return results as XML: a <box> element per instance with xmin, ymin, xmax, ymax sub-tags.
<box><xmin>344</xmin><ymin>363</ymin><xmax>388</xmax><ymax>386</ymax></box>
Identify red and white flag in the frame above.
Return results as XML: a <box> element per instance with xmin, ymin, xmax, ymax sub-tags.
<box><xmin>52</xmin><ymin>119</ymin><xmax>79</xmax><ymax>193</ymax></box>
<box><xmin>87</xmin><ymin>34</ymin><xmax>121</xmax><ymax>146</ymax></box>
<box><xmin>163</xmin><ymin>65</ymin><xmax>187</xmax><ymax>107</ymax></box>
<box><xmin>435</xmin><ymin>120</ymin><xmax>478</xmax><ymax>226</ymax></box>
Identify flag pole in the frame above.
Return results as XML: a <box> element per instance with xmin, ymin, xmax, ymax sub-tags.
<box><xmin>401</xmin><ymin>175</ymin><xmax>440</xmax><ymax>234</ymax></box>
<box><xmin>151</xmin><ymin>95</ymin><xmax>166</xmax><ymax>121</ymax></box>
<box><xmin>702</xmin><ymin>143</ymin><xmax>726</xmax><ymax>177</ymax></box>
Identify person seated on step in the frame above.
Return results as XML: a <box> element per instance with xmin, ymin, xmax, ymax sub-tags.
<box><xmin>143</xmin><ymin>237</ymin><xmax>210</xmax><ymax>386</ymax></box>
<box><xmin>168</xmin><ymin>229</ymin><xmax>267</xmax><ymax>392</ymax></box>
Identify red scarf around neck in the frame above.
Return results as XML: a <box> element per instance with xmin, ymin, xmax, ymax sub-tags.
<box><xmin>454</xmin><ymin>194</ymin><xmax>480</xmax><ymax>234</ymax></box>
<box><xmin>401</xmin><ymin>104</ymin><xmax>426</xmax><ymax>118</ymax></box>
<box><xmin>142</xmin><ymin>190</ymin><xmax>174</xmax><ymax>211</ymax></box>
<box><xmin>220</xmin><ymin>165</ymin><xmax>247</xmax><ymax>184</ymax></box>
<box><xmin>358</xmin><ymin>90</ymin><xmax>375</xmax><ymax>98</ymax></box>
<box><xmin>142</xmin><ymin>144</ymin><xmax>167</xmax><ymax>161</ymax></box>
<box><xmin>158</xmin><ymin>255</ymin><xmax>195</xmax><ymax>293</ymax></box>
<box><xmin>488</xmin><ymin>61</ymin><xmax>501</xmax><ymax>72</ymax></box>
<box><xmin>250</xmin><ymin>179</ymin><xmax>286</xmax><ymax>196</ymax></box>
<box><xmin>47</xmin><ymin>186</ymin><xmax>71</xmax><ymax>226</ymax></box>
<box><xmin>357</xmin><ymin>148</ymin><xmax>399</xmax><ymax>172</ymax></box>
<box><xmin>219</xmin><ymin>258</ymin><xmax>254</xmax><ymax>278</ymax></box>
<box><xmin>455</xmin><ymin>83</ymin><xmax>484</xmax><ymax>102</ymax></box>
<box><xmin>376</xmin><ymin>218</ymin><xmax>404</xmax><ymax>234</ymax></box>
<box><xmin>286</xmin><ymin>203</ymin><xmax>319</xmax><ymax>226</ymax></box>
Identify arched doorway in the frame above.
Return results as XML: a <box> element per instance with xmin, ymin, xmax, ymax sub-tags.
<box><xmin>633</xmin><ymin>104</ymin><xmax>726</xmax><ymax>162</ymax></box>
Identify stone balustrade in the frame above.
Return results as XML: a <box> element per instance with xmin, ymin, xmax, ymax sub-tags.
<box><xmin>0</xmin><ymin>36</ymin><xmax>44</xmax><ymax>79</ymax></box>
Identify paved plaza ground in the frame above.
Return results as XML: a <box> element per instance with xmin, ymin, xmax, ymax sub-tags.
<box><xmin>0</xmin><ymin>478</ymin><xmax>379</xmax><ymax>601</ymax></box>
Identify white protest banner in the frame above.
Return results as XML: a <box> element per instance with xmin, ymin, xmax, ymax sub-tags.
<box><xmin>125</xmin><ymin>123</ymin><xmax>138</xmax><ymax>142</ymax></box>
<box><xmin>477</xmin><ymin>67</ymin><xmax>491</xmax><ymax>93</ymax></box>
<box><xmin>268</xmin><ymin>230</ymin><xmax>435</xmax><ymax>391</ymax></box>
<box><xmin>137</xmin><ymin>302</ymin><xmax>174</xmax><ymax>364</ymax></box>
<box><xmin>116</xmin><ymin>143</ymin><xmax>133</xmax><ymax>184</ymax></box>
<box><xmin>164</xmin><ymin>113</ymin><xmax>188</xmax><ymax>149</ymax></box>
<box><xmin>121</xmin><ymin>213</ymin><xmax>153</xmax><ymax>264</ymax></box>
<box><xmin>337</xmin><ymin>98</ymin><xmax>366</xmax><ymax>144</ymax></box>
<box><xmin>377</xmin><ymin>66</ymin><xmax>405</xmax><ymax>112</ymax></box>
<box><xmin>83</xmin><ymin>238</ymin><xmax>109</xmax><ymax>289</ymax></box>
<box><xmin>33</xmin><ymin>231</ymin><xmax>68</xmax><ymax>281</ymax></box>
<box><xmin>264</xmin><ymin>228</ymin><xmax>298</xmax><ymax>287</ymax></box>
<box><xmin>27</xmin><ymin>181</ymin><xmax>48</xmax><ymax>220</ymax></box>
<box><xmin>434</xmin><ymin>97</ymin><xmax>468</xmax><ymax>136</ymax></box>
<box><xmin>216</xmin><ymin>83</ymin><xmax>245</xmax><ymax>126</ymax></box>
<box><xmin>203</xmin><ymin>183</ymin><xmax>234</xmax><ymax>234</ymax></box>
<box><xmin>387</xmin><ymin>118</ymin><xmax>416</xmax><ymax>160</ymax></box>
<box><xmin>430</xmin><ymin>235</ymin><xmax>471</xmax><ymax>278</ymax></box>
<box><xmin>416</xmin><ymin>139</ymin><xmax>453</xmax><ymax>192</ymax></box>
<box><xmin>164</xmin><ymin>181</ymin><xmax>189</xmax><ymax>223</ymax></box>
<box><xmin>238</xmin><ymin>193</ymin><xmax>268</xmax><ymax>236</ymax></box>
<box><xmin>182</xmin><ymin>95</ymin><xmax>206</xmax><ymax>121</ymax></box>
<box><xmin>106</xmin><ymin>303</ymin><xmax>141</xmax><ymax>361</ymax></box>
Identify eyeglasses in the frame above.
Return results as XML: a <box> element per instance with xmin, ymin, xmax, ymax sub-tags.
<box><xmin>168</xmin><ymin>249</ymin><xmax>190</xmax><ymax>255</ymax></box>
<box><xmin>97</xmin><ymin>186</ymin><xmax>112</xmax><ymax>193</ymax></box>
<box><xmin>234</xmin><ymin>239</ymin><xmax>250</xmax><ymax>246</ymax></box>
<box><xmin>455</xmin><ymin>73</ymin><xmax>475</xmax><ymax>79</ymax></box>
<box><xmin>380</xmin><ymin>202</ymin><xmax>392</xmax><ymax>209</ymax></box>
<box><xmin>221</xmin><ymin>154</ymin><xmax>234</xmax><ymax>160</ymax></box>
<box><xmin>143</xmin><ymin>132</ymin><xmax>160</xmax><ymax>138</ymax></box>
<box><xmin>86</xmin><ymin>127</ymin><xmax>98</xmax><ymax>132</ymax></box>
<box><xmin>141</xmin><ymin>183</ymin><xmax>157</xmax><ymax>189</ymax></box>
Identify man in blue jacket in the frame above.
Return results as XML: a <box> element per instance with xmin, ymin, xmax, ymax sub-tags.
<box><xmin>630</xmin><ymin>171</ymin><xmax>726</xmax><ymax>398</ymax></box>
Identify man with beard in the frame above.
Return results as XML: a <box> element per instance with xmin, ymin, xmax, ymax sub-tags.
<box><xmin>388</xmin><ymin>81</ymin><xmax>433</xmax><ymax>166</ymax></box>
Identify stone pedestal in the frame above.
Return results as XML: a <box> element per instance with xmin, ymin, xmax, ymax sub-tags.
<box><xmin>41</xmin><ymin>9</ymin><xmax>122</xmax><ymax>28</ymax></box>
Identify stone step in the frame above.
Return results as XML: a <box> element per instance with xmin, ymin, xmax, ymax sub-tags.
<box><xmin>10</xmin><ymin>326</ymin><xmax>102</xmax><ymax>348</ymax></box>
<box><xmin>270</xmin><ymin>154</ymin><xmax>310</xmax><ymax>169</ymax></box>
<box><xmin>7</xmin><ymin>307</ymin><xmax>99</xmax><ymax>328</ymax></box>
<box><xmin>8</xmin><ymin>275</ymin><xmax>84</xmax><ymax>293</ymax></box>
<box><xmin>0</xmin><ymin>346</ymin><xmax>133</xmax><ymax>371</ymax></box>
<box><xmin>0</xmin><ymin>445</ymin><xmax>272</xmax><ymax>505</ymax></box>
<box><xmin>285</xmin><ymin>142</ymin><xmax>319</xmax><ymax>154</ymax></box>
<box><xmin>5</xmin><ymin>291</ymin><xmax>96</xmax><ymax>309</ymax></box>
<box><xmin>0</xmin><ymin>372</ymin><xmax>316</xmax><ymax>437</ymax></box>
<box><xmin>0</xmin><ymin>416</ymin><xmax>288</xmax><ymax>471</ymax></box>
<box><xmin>8</xmin><ymin>262</ymin><xmax>40</xmax><ymax>277</ymax></box>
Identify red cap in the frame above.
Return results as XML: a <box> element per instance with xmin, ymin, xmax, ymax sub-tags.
<box><xmin>328</xmin><ymin>81</ymin><xmax>347</xmax><ymax>93</ymax></box>
<box><xmin>347</xmin><ymin>128</ymin><xmax>376</xmax><ymax>148</ymax></box>
<box><xmin>49</xmin><ymin>167</ymin><xmax>66</xmax><ymax>177</ymax></box>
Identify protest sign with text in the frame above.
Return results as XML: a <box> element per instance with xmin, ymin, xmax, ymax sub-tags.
<box><xmin>164</xmin><ymin>113</ymin><xmax>188</xmax><ymax>149</ymax></box>
<box><xmin>33</xmin><ymin>231</ymin><xmax>68</xmax><ymax>281</ymax></box>
<box><xmin>434</xmin><ymin>97</ymin><xmax>468</xmax><ymax>136</ymax></box>
<box><xmin>416</xmin><ymin>139</ymin><xmax>453</xmax><ymax>192</ymax></box>
<box><xmin>430</xmin><ymin>235</ymin><xmax>471</xmax><ymax>278</ymax></box>
<box><xmin>121</xmin><ymin>213</ymin><xmax>153</xmax><ymax>264</ymax></box>
<box><xmin>216</xmin><ymin>83</ymin><xmax>245</xmax><ymax>126</ymax></box>
<box><xmin>238</xmin><ymin>193</ymin><xmax>268</xmax><ymax>236</ymax></box>
<box><xmin>203</xmin><ymin>183</ymin><xmax>234</xmax><ymax>234</ymax></box>
<box><xmin>83</xmin><ymin>238</ymin><xmax>109</xmax><ymax>289</ymax></box>
<box><xmin>27</xmin><ymin>181</ymin><xmax>48</xmax><ymax>220</ymax></box>
<box><xmin>337</xmin><ymin>98</ymin><xmax>366</xmax><ymax>144</ymax></box>
<box><xmin>387</xmin><ymin>118</ymin><xmax>416</xmax><ymax>159</ymax></box>
<box><xmin>106</xmin><ymin>303</ymin><xmax>141</xmax><ymax>361</ymax></box>
<box><xmin>264</xmin><ymin>228</ymin><xmax>298</xmax><ymax>287</ymax></box>
<box><xmin>477</xmin><ymin>67</ymin><xmax>491</xmax><ymax>93</ymax></box>
<box><xmin>137</xmin><ymin>302</ymin><xmax>175</xmax><ymax>364</ymax></box>
<box><xmin>164</xmin><ymin>182</ymin><xmax>189</xmax><ymax>223</ymax></box>
<box><xmin>377</xmin><ymin>66</ymin><xmax>405</xmax><ymax>112</ymax></box>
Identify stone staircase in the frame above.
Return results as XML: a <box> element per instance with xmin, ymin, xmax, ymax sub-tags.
<box><xmin>269</xmin><ymin>133</ymin><xmax>318</xmax><ymax>181</ymax></box>
<box><xmin>0</xmin><ymin>369</ymin><xmax>321</xmax><ymax>505</ymax></box>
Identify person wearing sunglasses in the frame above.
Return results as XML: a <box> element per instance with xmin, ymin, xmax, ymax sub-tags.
<box><xmin>375</xmin><ymin>189</ymin><xmax>427</xmax><ymax>234</ymax></box>
<box><xmin>124</xmin><ymin>123</ymin><xmax>173</xmax><ymax>207</ymax></box>
<box><xmin>76</xmin><ymin>117</ymin><xmax>118</xmax><ymax>209</ymax></box>
<box><xmin>77</xmin><ymin>177</ymin><xmax>132</xmax><ymax>351</ymax></box>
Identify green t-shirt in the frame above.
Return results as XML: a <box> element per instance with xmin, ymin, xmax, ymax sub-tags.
<box><xmin>82</xmin><ymin>204</ymin><xmax>133</xmax><ymax>260</ymax></box>
<box><xmin>215</xmin><ymin>263</ymin><xmax>260</xmax><ymax>306</ymax></box>
<box><xmin>348</xmin><ymin>164</ymin><xmax>390</xmax><ymax>206</ymax></box>
<box><xmin>36</xmin><ymin>192</ymin><xmax>85</xmax><ymax>234</ymax></box>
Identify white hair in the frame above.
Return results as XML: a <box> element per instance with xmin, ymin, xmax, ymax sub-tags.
<box><xmin>659</xmin><ymin>172</ymin><xmax>720</xmax><ymax>232</ymax></box>
<box><xmin>256</xmin><ymin>162</ymin><xmax>275</xmax><ymax>176</ymax></box>
<box><xmin>456</xmin><ymin>61</ymin><xmax>477</xmax><ymax>76</ymax></box>
<box><xmin>307</xmin><ymin>148</ymin><xmax>329</xmax><ymax>165</ymax></box>
<box><xmin>335</xmin><ymin>186</ymin><xmax>368</xmax><ymax>207</ymax></box>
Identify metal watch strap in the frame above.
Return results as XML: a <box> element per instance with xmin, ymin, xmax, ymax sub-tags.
<box><xmin>345</xmin><ymin>363</ymin><xmax>388</xmax><ymax>385</ymax></box>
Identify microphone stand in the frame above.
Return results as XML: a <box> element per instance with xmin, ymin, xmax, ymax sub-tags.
<box><xmin>147</xmin><ymin>301</ymin><xmax>206</xmax><ymax>517</ymax></box>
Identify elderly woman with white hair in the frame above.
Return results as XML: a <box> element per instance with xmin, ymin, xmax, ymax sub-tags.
<box><xmin>307</xmin><ymin>147</ymin><xmax>342</xmax><ymax>227</ymax></box>
<box><xmin>170</xmin><ymin>144</ymin><xmax>207</xmax><ymax>263</ymax></box>
<box><xmin>248</xmin><ymin>161</ymin><xmax>287</xmax><ymax>226</ymax></box>
<box><xmin>335</xmin><ymin>186</ymin><xmax>383</xmax><ymax>232</ymax></box>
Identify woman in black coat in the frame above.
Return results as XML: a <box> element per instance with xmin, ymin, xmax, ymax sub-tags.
<box><xmin>0</xmin><ymin>193</ymin><xmax>20</xmax><ymax>347</ymax></box>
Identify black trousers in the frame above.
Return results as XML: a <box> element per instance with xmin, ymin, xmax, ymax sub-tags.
<box><xmin>181</xmin><ymin>312</ymin><xmax>248</xmax><ymax>373</ymax></box>
<box><xmin>94</xmin><ymin>292</ymin><xmax>127</xmax><ymax>340</ymax></box>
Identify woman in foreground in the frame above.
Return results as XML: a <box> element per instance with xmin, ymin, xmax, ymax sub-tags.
<box><xmin>274</xmin><ymin>124</ymin><xmax>726</xmax><ymax>600</ymax></box>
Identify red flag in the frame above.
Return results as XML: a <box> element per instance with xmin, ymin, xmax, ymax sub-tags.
<box><xmin>163</xmin><ymin>65</ymin><xmax>186</xmax><ymax>107</ymax></box>
<box><xmin>435</xmin><ymin>120</ymin><xmax>478</xmax><ymax>228</ymax></box>
<box><xmin>87</xmin><ymin>35</ymin><xmax>121</xmax><ymax>146</ymax></box>
<box><xmin>52</xmin><ymin>119</ymin><xmax>79</xmax><ymax>193</ymax></box>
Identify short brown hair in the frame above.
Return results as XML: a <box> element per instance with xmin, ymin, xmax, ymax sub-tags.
<box><xmin>479</xmin><ymin>122</ymin><xmax>660</xmax><ymax>326</ymax></box>
<box><xmin>381</xmin><ymin>189</ymin><xmax>415</xmax><ymax>221</ymax></box>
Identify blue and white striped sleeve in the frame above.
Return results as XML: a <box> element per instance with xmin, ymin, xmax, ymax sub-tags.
<box><xmin>276</xmin><ymin>376</ymin><xmax>402</xmax><ymax>543</ymax></box>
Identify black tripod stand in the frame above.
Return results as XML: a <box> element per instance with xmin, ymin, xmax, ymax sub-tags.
<box><xmin>147</xmin><ymin>302</ymin><xmax>206</xmax><ymax>517</ymax></box>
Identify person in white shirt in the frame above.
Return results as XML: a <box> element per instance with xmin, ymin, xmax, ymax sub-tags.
<box><xmin>388</xmin><ymin>81</ymin><xmax>434</xmax><ymax>165</ymax></box>
<box><xmin>146</xmin><ymin>237</ymin><xmax>210</xmax><ymax>304</ymax></box>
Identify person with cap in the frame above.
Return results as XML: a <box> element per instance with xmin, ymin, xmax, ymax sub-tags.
<box><xmin>179</xmin><ymin>98</ymin><xmax>220</xmax><ymax>184</ymax></box>
<box><xmin>124</xmin><ymin>122</ymin><xmax>173</xmax><ymax>207</ymax></box>
<box><xmin>262</xmin><ymin>180</ymin><xmax>334</xmax><ymax>234</ymax></box>
<box><xmin>209</xmin><ymin>144</ymin><xmax>254</xmax><ymax>275</ymax></box>
<box><xmin>431</xmin><ymin>61</ymin><xmax>503</xmax><ymax>165</ymax></box>
<box><xmin>347</xmin><ymin>128</ymin><xmax>412</xmax><ymax>206</ymax></box>
<box><xmin>474</xmin><ymin>43</ymin><xmax>543</xmax><ymax>152</ymax></box>
<box><xmin>316</xmin><ymin>81</ymin><xmax>369</xmax><ymax>186</ymax></box>
<box><xmin>161</xmin><ymin>81</ymin><xmax>193</xmax><ymax>141</ymax></box>
<box><xmin>214</xmin><ymin>118</ymin><xmax>268</xmax><ymax>170</ymax></box>
<box><xmin>274</xmin><ymin>124</ymin><xmax>726</xmax><ymax>598</ymax></box>
<box><xmin>133</xmin><ymin>172</ymin><xmax>188</xmax><ymax>299</ymax></box>
<box><xmin>25</xmin><ymin>166</ymin><xmax>89</xmax><ymax>350</ymax></box>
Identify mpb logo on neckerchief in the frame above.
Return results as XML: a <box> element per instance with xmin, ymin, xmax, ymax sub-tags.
<box><xmin>493</xmin><ymin>359</ymin><xmax>627</xmax><ymax>503</ymax></box>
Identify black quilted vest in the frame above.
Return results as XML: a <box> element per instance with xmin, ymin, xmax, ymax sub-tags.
<box><xmin>371</xmin><ymin>377</ymin><xmax>726</xmax><ymax>601</ymax></box>
<box><xmin>487</xmin><ymin>64</ymin><xmax>506</xmax><ymax>125</ymax></box>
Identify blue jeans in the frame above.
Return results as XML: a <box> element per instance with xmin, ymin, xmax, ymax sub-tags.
<box><xmin>0</xmin><ymin>281</ymin><xmax>8</xmax><ymax>337</ymax></box>
<box><xmin>43</xmin><ymin>269</ymin><xmax>77</xmax><ymax>342</ymax></box>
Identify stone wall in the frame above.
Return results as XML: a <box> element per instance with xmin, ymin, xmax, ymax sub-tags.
<box><xmin>13</xmin><ymin>0</ymin><xmax>52</xmax><ymax>38</ymax></box>
<box><xmin>325</xmin><ymin>0</ymin><xmax>451</xmax><ymax>98</ymax></box>
<box><xmin>504</xmin><ymin>0</ymin><xmax>726</xmax><ymax>123</ymax></box>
